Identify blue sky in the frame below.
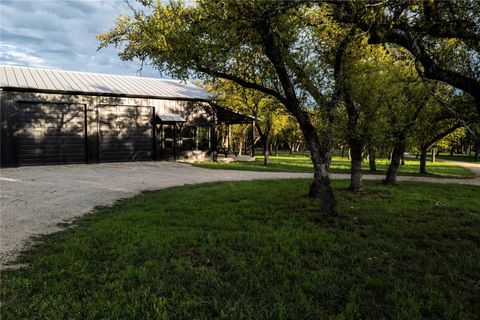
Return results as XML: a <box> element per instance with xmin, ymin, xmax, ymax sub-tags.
<box><xmin>0</xmin><ymin>0</ymin><xmax>159</xmax><ymax>77</ymax></box>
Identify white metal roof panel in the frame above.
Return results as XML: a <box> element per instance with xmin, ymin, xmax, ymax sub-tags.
<box><xmin>157</xmin><ymin>113</ymin><xmax>186</xmax><ymax>122</ymax></box>
<box><xmin>0</xmin><ymin>65</ymin><xmax>211</xmax><ymax>100</ymax></box>
<box><xmin>14</xmin><ymin>68</ymin><xmax>29</xmax><ymax>88</ymax></box>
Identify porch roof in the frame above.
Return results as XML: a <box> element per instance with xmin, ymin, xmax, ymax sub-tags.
<box><xmin>214</xmin><ymin>105</ymin><xmax>255</xmax><ymax>124</ymax></box>
<box><xmin>154</xmin><ymin>113</ymin><xmax>186</xmax><ymax>124</ymax></box>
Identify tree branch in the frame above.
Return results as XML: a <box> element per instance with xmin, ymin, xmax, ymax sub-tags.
<box><xmin>284</xmin><ymin>56</ymin><xmax>325</xmax><ymax>107</ymax></box>
<box><xmin>425</xmin><ymin>122</ymin><xmax>464</xmax><ymax>149</ymax></box>
<box><xmin>196</xmin><ymin>66</ymin><xmax>288</xmax><ymax>106</ymax></box>
<box><xmin>368</xmin><ymin>28</ymin><xmax>480</xmax><ymax>114</ymax></box>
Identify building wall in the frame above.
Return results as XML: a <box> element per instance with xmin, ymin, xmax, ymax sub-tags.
<box><xmin>0</xmin><ymin>90</ymin><xmax>15</xmax><ymax>166</ymax></box>
<box><xmin>0</xmin><ymin>90</ymin><xmax>212</xmax><ymax>167</ymax></box>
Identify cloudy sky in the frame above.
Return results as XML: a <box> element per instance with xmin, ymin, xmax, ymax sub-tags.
<box><xmin>0</xmin><ymin>0</ymin><xmax>160</xmax><ymax>77</ymax></box>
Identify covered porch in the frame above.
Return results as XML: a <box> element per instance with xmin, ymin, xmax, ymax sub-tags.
<box><xmin>151</xmin><ymin>103</ymin><xmax>255</xmax><ymax>162</ymax></box>
<box><xmin>210</xmin><ymin>104</ymin><xmax>256</xmax><ymax>162</ymax></box>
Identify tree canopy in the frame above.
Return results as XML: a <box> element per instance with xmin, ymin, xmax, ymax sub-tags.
<box><xmin>99</xmin><ymin>0</ymin><xmax>480</xmax><ymax>214</ymax></box>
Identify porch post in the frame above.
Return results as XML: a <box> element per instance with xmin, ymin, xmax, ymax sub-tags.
<box><xmin>152</xmin><ymin>107</ymin><xmax>156</xmax><ymax>161</ymax></box>
<box><xmin>195</xmin><ymin>126</ymin><xmax>199</xmax><ymax>151</ymax></box>
<box><xmin>243</xmin><ymin>135</ymin><xmax>247</xmax><ymax>155</ymax></box>
<box><xmin>211</xmin><ymin>112</ymin><xmax>217</xmax><ymax>161</ymax></box>
<box><xmin>160</xmin><ymin>123</ymin><xmax>164</xmax><ymax>160</ymax></box>
<box><xmin>178</xmin><ymin>123</ymin><xmax>184</xmax><ymax>160</ymax></box>
<box><xmin>227</xmin><ymin>124</ymin><xmax>231</xmax><ymax>154</ymax></box>
<box><xmin>173</xmin><ymin>123</ymin><xmax>177</xmax><ymax>161</ymax></box>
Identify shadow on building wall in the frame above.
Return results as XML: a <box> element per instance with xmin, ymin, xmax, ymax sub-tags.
<box><xmin>1</xmin><ymin>92</ymin><xmax>213</xmax><ymax>166</ymax></box>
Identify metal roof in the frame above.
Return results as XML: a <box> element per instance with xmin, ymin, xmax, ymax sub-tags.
<box><xmin>156</xmin><ymin>113</ymin><xmax>186</xmax><ymax>123</ymax></box>
<box><xmin>211</xmin><ymin>103</ymin><xmax>256</xmax><ymax>124</ymax></box>
<box><xmin>0</xmin><ymin>65</ymin><xmax>211</xmax><ymax>100</ymax></box>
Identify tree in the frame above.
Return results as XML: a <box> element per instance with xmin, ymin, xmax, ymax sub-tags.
<box><xmin>382</xmin><ymin>65</ymin><xmax>430</xmax><ymax>185</ymax></box>
<box><xmin>331</xmin><ymin>1</ymin><xmax>480</xmax><ymax>117</ymax></box>
<box><xmin>338</xmin><ymin>44</ymin><xmax>431</xmax><ymax>185</ymax></box>
<box><xmin>99</xmin><ymin>0</ymin><xmax>350</xmax><ymax>215</ymax></box>
<box><xmin>334</xmin><ymin>35</ymin><xmax>430</xmax><ymax>188</ymax></box>
<box><xmin>334</xmin><ymin>34</ymin><xmax>397</xmax><ymax>191</ymax></box>
<box><xmin>412</xmin><ymin>86</ymin><xmax>476</xmax><ymax>173</ymax></box>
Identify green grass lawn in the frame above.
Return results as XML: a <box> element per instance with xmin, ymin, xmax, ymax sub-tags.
<box><xmin>2</xmin><ymin>180</ymin><xmax>479</xmax><ymax>319</ymax></box>
<box><xmin>437</xmin><ymin>153</ymin><xmax>479</xmax><ymax>163</ymax></box>
<box><xmin>194</xmin><ymin>153</ymin><xmax>475</xmax><ymax>178</ymax></box>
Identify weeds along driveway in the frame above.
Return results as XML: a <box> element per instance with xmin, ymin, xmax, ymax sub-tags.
<box><xmin>1</xmin><ymin>161</ymin><xmax>479</xmax><ymax>266</ymax></box>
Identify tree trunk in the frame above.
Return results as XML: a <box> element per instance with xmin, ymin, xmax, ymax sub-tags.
<box><xmin>384</xmin><ymin>144</ymin><xmax>404</xmax><ymax>185</ymax></box>
<box><xmin>308</xmin><ymin>160</ymin><xmax>336</xmax><ymax>214</ymax></box>
<box><xmin>419</xmin><ymin>146</ymin><xmax>428</xmax><ymax>174</ymax></box>
<box><xmin>401</xmin><ymin>154</ymin><xmax>405</xmax><ymax>165</ymax></box>
<box><xmin>238</xmin><ymin>137</ymin><xmax>243</xmax><ymax>156</ymax></box>
<box><xmin>368</xmin><ymin>148</ymin><xmax>376</xmax><ymax>172</ymax></box>
<box><xmin>261</xmin><ymin>29</ymin><xmax>336</xmax><ymax>216</ymax></box>
<box><xmin>431</xmin><ymin>149</ymin><xmax>436</xmax><ymax>162</ymax></box>
<box><xmin>301</xmin><ymin>128</ymin><xmax>336</xmax><ymax>215</ymax></box>
<box><xmin>262</xmin><ymin>138</ymin><xmax>270</xmax><ymax>166</ymax></box>
<box><xmin>288</xmin><ymin>113</ymin><xmax>336</xmax><ymax>215</ymax></box>
<box><xmin>349</xmin><ymin>142</ymin><xmax>363</xmax><ymax>192</ymax></box>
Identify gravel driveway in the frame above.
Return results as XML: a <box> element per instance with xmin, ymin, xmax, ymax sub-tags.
<box><xmin>0</xmin><ymin>162</ymin><xmax>310</xmax><ymax>266</ymax></box>
<box><xmin>1</xmin><ymin>161</ymin><xmax>479</xmax><ymax>266</ymax></box>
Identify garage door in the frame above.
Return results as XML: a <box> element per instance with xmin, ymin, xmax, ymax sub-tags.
<box><xmin>15</xmin><ymin>102</ymin><xmax>86</xmax><ymax>166</ymax></box>
<box><xmin>97</xmin><ymin>106</ymin><xmax>154</xmax><ymax>162</ymax></box>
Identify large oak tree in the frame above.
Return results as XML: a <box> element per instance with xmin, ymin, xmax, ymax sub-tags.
<box><xmin>99</xmin><ymin>0</ymin><xmax>348</xmax><ymax>215</ymax></box>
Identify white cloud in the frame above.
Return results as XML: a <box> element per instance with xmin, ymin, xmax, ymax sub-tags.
<box><xmin>0</xmin><ymin>0</ymin><xmax>160</xmax><ymax>77</ymax></box>
<box><xmin>0</xmin><ymin>43</ymin><xmax>50</xmax><ymax>67</ymax></box>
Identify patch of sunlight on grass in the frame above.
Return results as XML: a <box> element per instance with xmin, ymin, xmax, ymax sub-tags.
<box><xmin>194</xmin><ymin>152</ymin><xmax>474</xmax><ymax>178</ymax></box>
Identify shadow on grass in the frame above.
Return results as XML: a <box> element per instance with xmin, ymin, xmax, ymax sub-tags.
<box><xmin>2</xmin><ymin>180</ymin><xmax>480</xmax><ymax>319</ymax></box>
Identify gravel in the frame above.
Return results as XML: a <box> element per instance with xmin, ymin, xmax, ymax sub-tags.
<box><xmin>1</xmin><ymin>161</ymin><xmax>478</xmax><ymax>266</ymax></box>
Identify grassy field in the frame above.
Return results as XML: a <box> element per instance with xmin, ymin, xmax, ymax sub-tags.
<box><xmin>437</xmin><ymin>153</ymin><xmax>479</xmax><ymax>163</ymax></box>
<box><xmin>2</xmin><ymin>180</ymin><xmax>479</xmax><ymax>319</ymax></box>
<box><xmin>194</xmin><ymin>152</ymin><xmax>475</xmax><ymax>178</ymax></box>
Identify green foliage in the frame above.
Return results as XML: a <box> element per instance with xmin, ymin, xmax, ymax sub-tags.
<box><xmin>411</xmin><ymin>84</ymin><xmax>477</xmax><ymax>152</ymax></box>
<box><xmin>98</xmin><ymin>0</ymin><xmax>479</xmax><ymax>177</ymax></box>
<box><xmin>98</xmin><ymin>0</ymin><xmax>292</xmax><ymax>84</ymax></box>
<box><xmin>436</xmin><ymin>128</ymin><xmax>466</xmax><ymax>150</ymax></box>
<box><xmin>2</xmin><ymin>180</ymin><xmax>479</xmax><ymax>319</ymax></box>
<box><xmin>332</xmin><ymin>1</ymin><xmax>480</xmax><ymax>91</ymax></box>
<box><xmin>208</xmin><ymin>79</ymin><xmax>287</xmax><ymax>148</ymax></box>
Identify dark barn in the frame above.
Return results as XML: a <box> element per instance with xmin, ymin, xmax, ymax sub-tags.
<box><xmin>0</xmin><ymin>66</ymin><xmax>254</xmax><ymax>167</ymax></box>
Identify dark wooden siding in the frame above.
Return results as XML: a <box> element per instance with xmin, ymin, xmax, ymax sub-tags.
<box><xmin>97</xmin><ymin>105</ymin><xmax>153</xmax><ymax>162</ymax></box>
<box><xmin>0</xmin><ymin>90</ymin><xmax>211</xmax><ymax>167</ymax></box>
<box><xmin>14</xmin><ymin>102</ymin><xmax>86</xmax><ymax>165</ymax></box>
<box><xmin>0</xmin><ymin>91</ymin><xmax>16</xmax><ymax>167</ymax></box>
